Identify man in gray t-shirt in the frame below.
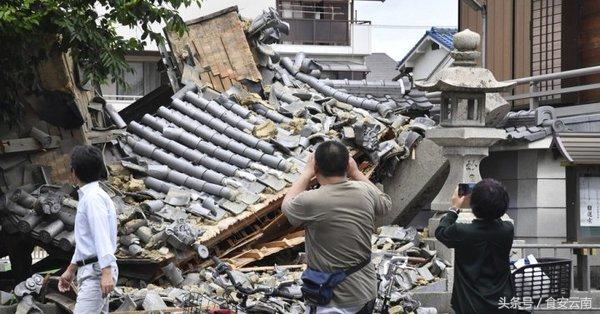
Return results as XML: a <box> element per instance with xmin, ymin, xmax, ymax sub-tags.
<box><xmin>282</xmin><ymin>141</ymin><xmax>392</xmax><ymax>314</ymax></box>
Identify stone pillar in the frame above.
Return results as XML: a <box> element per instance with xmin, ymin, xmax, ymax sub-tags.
<box><xmin>428</xmin><ymin>127</ymin><xmax>507</xmax><ymax>228</ymax></box>
<box><xmin>414</xmin><ymin>29</ymin><xmax>517</xmax><ymax>272</ymax></box>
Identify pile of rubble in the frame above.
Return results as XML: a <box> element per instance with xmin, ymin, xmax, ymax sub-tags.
<box><xmin>108</xmin><ymin>226</ymin><xmax>447</xmax><ymax>313</ymax></box>
<box><xmin>2</xmin><ymin>190</ymin><xmax>448</xmax><ymax>312</ymax></box>
<box><xmin>0</xmin><ymin>6</ymin><xmax>446</xmax><ymax>313</ymax></box>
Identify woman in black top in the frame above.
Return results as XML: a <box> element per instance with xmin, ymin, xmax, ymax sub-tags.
<box><xmin>435</xmin><ymin>179</ymin><xmax>516</xmax><ymax>314</ymax></box>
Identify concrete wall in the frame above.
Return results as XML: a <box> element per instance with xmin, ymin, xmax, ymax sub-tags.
<box><xmin>483</xmin><ymin>147</ymin><xmax>600</xmax><ymax>288</ymax></box>
<box><xmin>481</xmin><ymin>149</ymin><xmax>567</xmax><ymax>243</ymax></box>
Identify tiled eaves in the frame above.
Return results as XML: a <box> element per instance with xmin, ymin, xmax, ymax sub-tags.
<box><xmin>500</xmin><ymin>106</ymin><xmax>565</xmax><ymax>142</ymax></box>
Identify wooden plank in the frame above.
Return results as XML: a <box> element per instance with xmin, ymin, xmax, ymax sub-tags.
<box><xmin>221</xmin><ymin>78</ymin><xmax>233</xmax><ymax>91</ymax></box>
<box><xmin>513</xmin><ymin>0</ymin><xmax>531</xmax><ymax>107</ymax></box>
<box><xmin>200</xmin><ymin>71</ymin><xmax>213</xmax><ymax>87</ymax></box>
<box><xmin>257</xmin><ymin>213</ymin><xmax>298</xmax><ymax>246</ymax></box>
<box><xmin>210</xmin><ymin>73</ymin><xmax>225</xmax><ymax>92</ymax></box>
<box><xmin>459</xmin><ymin>1</ymin><xmax>483</xmax><ymax>66</ymax></box>
<box><xmin>218</xmin><ymin>232</ymin><xmax>263</xmax><ymax>258</ymax></box>
<box><xmin>0</xmin><ymin>136</ymin><xmax>60</xmax><ymax>154</ymax></box>
<box><xmin>582</xmin><ymin>0</ymin><xmax>600</xmax><ymax>16</ymax></box>
<box><xmin>580</xmin><ymin>0</ymin><xmax>600</xmax><ymax>103</ymax></box>
<box><xmin>200</xmin><ymin>189</ymin><xmax>288</xmax><ymax>248</ymax></box>
<box><xmin>228</xmin><ymin>233</ymin><xmax>305</xmax><ymax>268</ymax></box>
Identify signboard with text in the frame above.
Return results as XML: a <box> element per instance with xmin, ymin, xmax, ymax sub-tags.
<box><xmin>579</xmin><ymin>176</ymin><xmax>600</xmax><ymax>227</ymax></box>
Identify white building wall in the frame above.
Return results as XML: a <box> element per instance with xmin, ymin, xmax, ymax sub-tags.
<box><xmin>411</xmin><ymin>44</ymin><xmax>450</xmax><ymax>81</ymax></box>
<box><xmin>111</xmin><ymin>1</ymin><xmax>273</xmax><ymax>51</ymax></box>
<box><xmin>178</xmin><ymin>0</ymin><xmax>274</xmax><ymax>20</ymax></box>
<box><xmin>113</xmin><ymin>1</ymin><xmax>371</xmax><ymax>58</ymax></box>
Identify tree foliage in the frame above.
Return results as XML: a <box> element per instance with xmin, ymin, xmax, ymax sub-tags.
<box><xmin>0</xmin><ymin>0</ymin><xmax>199</xmax><ymax>126</ymax></box>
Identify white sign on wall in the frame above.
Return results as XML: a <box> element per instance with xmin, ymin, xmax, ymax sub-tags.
<box><xmin>580</xmin><ymin>176</ymin><xmax>600</xmax><ymax>227</ymax></box>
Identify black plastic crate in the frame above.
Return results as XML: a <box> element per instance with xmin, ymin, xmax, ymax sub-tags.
<box><xmin>511</xmin><ymin>257</ymin><xmax>571</xmax><ymax>303</ymax></box>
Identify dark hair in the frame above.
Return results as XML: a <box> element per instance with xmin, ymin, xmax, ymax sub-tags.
<box><xmin>70</xmin><ymin>145</ymin><xmax>107</xmax><ymax>183</ymax></box>
<box><xmin>471</xmin><ymin>178</ymin><xmax>509</xmax><ymax>221</ymax></box>
<box><xmin>314</xmin><ymin>140</ymin><xmax>349</xmax><ymax>177</ymax></box>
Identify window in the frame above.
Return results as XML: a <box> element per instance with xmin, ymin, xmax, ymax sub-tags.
<box><xmin>119</xmin><ymin>62</ymin><xmax>144</xmax><ymax>95</ymax></box>
<box><xmin>114</xmin><ymin>61</ymin><xmax>162</xmax><ymax>96</ymax></box>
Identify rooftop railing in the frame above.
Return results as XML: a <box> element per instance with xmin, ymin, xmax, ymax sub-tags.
<box><xmin>504</xmin><ymin>65</ymin><xmax>600</xmax><ymax>109</ymax></box>
<box><xmin>425</xmin><ymin>65</ymin><xmax>600</xmax><ymax>110</ymax></box>
<box><xmin>279</xmin><ymin>18</ymin><xmax>352</xmax><ymax>46</ymax></box>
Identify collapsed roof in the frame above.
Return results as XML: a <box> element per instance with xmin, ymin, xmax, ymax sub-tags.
<box><xmin>1</xmin><ymin>6</ymin><xmax>446</xmax><ymax>310</ymax></box>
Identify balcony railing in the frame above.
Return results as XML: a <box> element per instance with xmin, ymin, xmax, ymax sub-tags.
<box><xmin>280</xmin><ymin>18</ymin><xmax>352</xmax><ymax>46</ymax></box>
<box><xmin>425</xmin><ymin>65</ymin><xmax>600</xmax><ymax>110</ymax></box>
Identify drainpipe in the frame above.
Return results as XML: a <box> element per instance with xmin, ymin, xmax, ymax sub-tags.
<box><xmin>481</xmin><ymin>4</ymin><xmax>487</xmax><ymax>68</ymax></box>
<box><xmin>462</xmin><ymin>0</ymin><xmax>487</xmax><ymax>67</ymax></box>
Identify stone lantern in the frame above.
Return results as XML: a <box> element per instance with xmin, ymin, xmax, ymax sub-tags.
<box><xmin>416</xmin><ymin>29</ymin><xmax>515</xmax><ymax>225</ymax></box>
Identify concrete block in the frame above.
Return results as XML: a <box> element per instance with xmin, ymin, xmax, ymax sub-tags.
<box><xmin>536</xmin><ymin>150</ymin><xmax>566</xmax><ymax>179</ymax></box>
<box><xmin>418</xmin><ymin>266</ymin><xmax>436</xmax><ymax>282</ymax></box>
<box><xmin>536</xmin><ymin>179</ymin><xmax>566</xmax><ymax>208</ymax></box>
<box><xmin>416</xmin><ymin>307</ymin><xmax>438</xmax><ymax>314</ymax></box>
<box><xmin>116</xmin><ymin>295</ymin><xmax>137</xmax><ymax>312</ymax></box>
<box><xmin>517</xmin><ymin>150</ymin><xmax>539</xmax><ymax>179</ymax></box>
<box><xmin>427</xmin><ymin>215</ymin><xmax>443</xmax><ymax>238</ymax></box>
<box><xmin>535</xmin><ymin>208</ymin><xmax>567</xmax><ymax>238</ymax></box>
<box><xmin>142</xmin><ymin>291</ymin><xmax>167</xmax><ymax>311</ymax></box>
<box><xmin>0</xmin><ymin>291</ymin><xmax>13</xmax><ymax>305</ymax></box>
<box><xmin>513</xmin><ymin>207</ymin><xmax>538</xmax><ymax>238</ymax></box>
<box><xmin>381</xmin><ymin>138</ymin><xmax>449</xmax><ymax>227</ymax></box>
<box><xmin>502</xmin><ymin>179</ymin><xmax>519</xmax><ymax>209</ymax></box>
<box><xmin>516</xmin><ymin>179</ymin><xmax>538</xmax><ymax>208</ymax></box>
<box><xmin>443</xmin><ymin>267</ymin><xmax>454</xmax><ymax>292</ymax></box>
<box><xmin>411</xmin><ymin>292</ymin><xmax>452</xmax><ymax>313</ymax></box>
<box><xmin>437</xmin><ymin>243</ymin><xmax>455</xmax><ymax>267</ymax></box>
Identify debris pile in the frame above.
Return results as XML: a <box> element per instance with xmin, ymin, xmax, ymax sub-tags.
<box><xmin>0</xmin><ymin>6</ymin><xmax>448</xmax><ymax>313</ymax></box>
<box><xmin>2</xmin><ymin>185</ymin><xmax>77</xmax><ymax>253</ymax></box>
<box><xmin>372</xmin><ymin>226</ymin><xmax>447</xmax><ymax>313</ymax></box>
<box><xmin>101</xmin><ymin>226</ymin><xmax>446</xmax><ymax>313</ymax></box>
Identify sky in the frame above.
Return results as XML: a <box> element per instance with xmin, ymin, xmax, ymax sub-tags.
<box><xmin>355</xmin><ymin>0</ymin><xmax>458</xmax><ymax>60</ymax></box>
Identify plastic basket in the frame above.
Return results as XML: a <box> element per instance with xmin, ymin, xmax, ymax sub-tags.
<box><xmin>511</xmin><ymin>257</ymin><xmax>571</xmax><ymax>303</ymax></box>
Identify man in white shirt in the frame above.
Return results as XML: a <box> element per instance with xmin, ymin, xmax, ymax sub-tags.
<box><xmin>58</xmin><ymin>145</ymin><xmax>118</xmax><ymax>314</ymax></box>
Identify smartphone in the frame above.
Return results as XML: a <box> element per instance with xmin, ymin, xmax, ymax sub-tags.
<box><xmin>458</xmin><ymin>183</ymin><xmax>476</xmax><ymax>197</ymax></box>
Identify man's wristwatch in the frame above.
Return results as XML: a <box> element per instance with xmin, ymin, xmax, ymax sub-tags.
<box><xmin>448</xmin><ymin>207</ymin><xmax>460</xmax><ymax>214</ymax></box>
